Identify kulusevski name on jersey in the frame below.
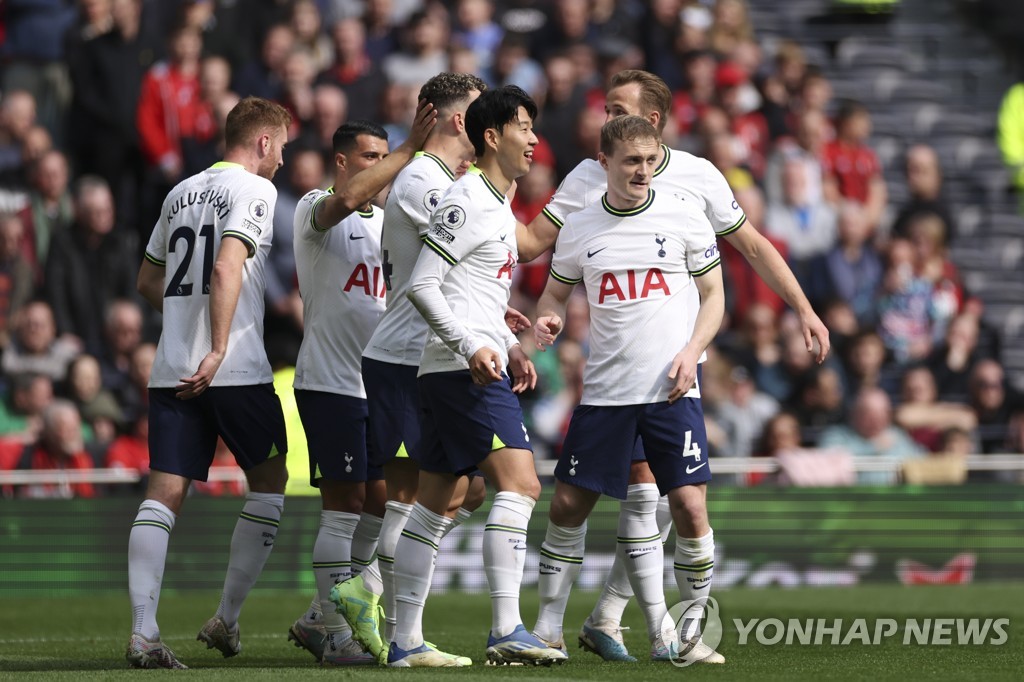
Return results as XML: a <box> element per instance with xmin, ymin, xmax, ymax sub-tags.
<box><xmin>416</xmin><ymin>165</ymin><xmax>518</xmax><ymax>376</ymax></box>
<box><xmin>550</xmin><ymin>189</ymin><xmax>720</xmax><ymax>406</ymax></box>
<box><xmin>363</xmin><ymin>151</ymin><xmax>456</xmax><ymax>366</ymax></box>
<box><xmin>541</xmin><ymin>144</ymin><xmax>743</xmax><ymax>363</ymax></box>
<box><xmin>145</xmin><ymin>162</ymin><xmax>276</xmax><ymax>388</ymax></box>
<box><xmin>292</xmin><ymin>187</ymin><xmax>385</xmax><ymax>398</ymax></box>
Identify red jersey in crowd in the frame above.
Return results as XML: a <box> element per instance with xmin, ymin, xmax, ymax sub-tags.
<box><xmin>0</xmin><ymin>438</ymin><xmax>97</xmax><ymax>498</ymax></box>
<box><xmin>822</xmin><ymin>139</ymin><xmax>881</xmax><ymax>204</ymax></box>
<box><xmin>136</xmin><ymin>62</ymin><xmax>216</xmax><ymax>168</ymax></box>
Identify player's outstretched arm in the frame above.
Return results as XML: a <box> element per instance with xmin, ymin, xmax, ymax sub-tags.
<box><xmin>137</xmin><ymin>259</ymin><xmax>165</xmax><ymax>313</ymax></box>
<box><xmin>669</xmin><ymin>264</ymin><xmax>725</xmax><ymax>404</ymax></box>
<box><xmin>175</xmin><ymin>237</ymin><xmax>248</xmax><ymax>400</ymax></box>
<box><xmin>516</xmin><ymin>211</ymin><xmax>560</xmax><ymax>264</ymax></box>
<box><xmin>723</xmin><ymin>223</ymin><xmax>830</xmax><ymax>363</ymax></box>
<box><xmin>314</xmin><ymin>100</ymin><xmax>437</xmax><ymax>229</ymax></box>
<box><xmin>534</xmin><ymin>277</ymin><xmax>575</xmax><ymax>350</ymax></box>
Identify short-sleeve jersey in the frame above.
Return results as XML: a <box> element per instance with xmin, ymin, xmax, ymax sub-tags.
<box><xmin>363</xmin><ymin>152</ymin><xmax>455</xmax><ymax>366</ymax></box>
<box><xmin>292</xmin><ymin>188</ymin><xmax>385</xmax><ymax>398</ymax></box>
<box><xmin>145</xmin><ymin>162</ymin><xmax>276</xmax><ymax>387</ymax></box>
<box><xmin>418</xmin><ymin>166</ymin><xmax>518</xmax><ymax>376</ymax></box>
<box><xmin>541</xmin><ymin>145</ymin><xmax>744</xmax><ymax>361</ymax></box>
<box><xmin>550</xmin><ymin>189</ymin><xmax>720</xmax><ymax>406</ymax></box>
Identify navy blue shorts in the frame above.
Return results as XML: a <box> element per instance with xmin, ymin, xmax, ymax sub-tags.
<box><xmin>630</xmin><ymin>365</ymin><xmax>703</xmax><ymax>463</ymax></box>
<box><xmin>295</xmin><ymin>390</ymin><xmax>383</xmax><ymax>485</ymax></box>
<box><xmin>417</xmin><ymin>371</ymin><xmax>532</xmax><ymax>476</ymax></box>
<box><xmin>148</xmin><ymin>384</ymin><xmax>288</xmax><ymax>482</ymax></box>
<box><xmin>556</xmin><ymin>398</ymin><xmax>711</xmax><ymax>499</ymax></box>
<box><xmin>362</xmin><ymin>358</ymin><xmax>423</xmax><ymax>467</ymax></box>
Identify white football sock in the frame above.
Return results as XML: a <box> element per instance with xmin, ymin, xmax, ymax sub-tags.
<box><xmin>618</xmin><ymin>484</ymin><xmax>666</xmax><ymax>641</ymax></box>
<box><xmin>484</xmin><ymin>491</ymin><xmax>535</xmax><ymax>638</ymax></box>
<box><xmin>533</xmin><ymin>521</ymin><xmax>586</xmax><ymax>643</ymax></box>
<box><xmin>656</xmin><ymin>495</ymin><xmax>673</xmax><ymax>543</ymax></box>
<box><xmin>215</xmin><ymin>492</ymin><xmax>284</xmax><ymax>629</ymax></box>
<box><xmin>302</xmin><ymin>594</ymin><xmax>321</xmax><ymax>624</ymax></box>
<box><xmin>444</xmin><ymin>506</ymin><xmax>474</xmax><ymax>536</ymax></box>
<box><xmin>128</xmin><ymin>499</ymin><xmax>175</xmax><ymax>640</ymax></box>
<box><xmin>393</xmin><ymin>503</ymin><xmax>450</xmax><ymax>650</ymax></box>
<box><xmin>379</xmin><ymin>501</ymin><xmax>412</xmax><ymax>642</ymax></box>
<box><xmin>674</xmin><ymin>530</ymin><xmax>715</xmax><ymax>638</ymax></box>
<box><xmin>351</xmin><ymin>512</ymin><xmax>383</xmax><ymax>575</ymax></box>
<box><xmin>312</xmin><ymin>510</ymin><xmax>359</xmax><ymax>634</ymax></box>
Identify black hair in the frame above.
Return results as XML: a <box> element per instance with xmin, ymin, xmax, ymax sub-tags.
<box><xmin>465</xmin><ymin>85</ymin><xmax>538</xmax><ymax>158</ymax></box>
<box><xmin>332</xmin><ymin>120</ymin><xmax>388</xmax><ymax>154</ymax></box>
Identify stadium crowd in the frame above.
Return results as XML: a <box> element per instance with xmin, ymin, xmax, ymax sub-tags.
<box><xmin>0</xmin><ymin>0</ymin><xmax>1021</xmax><ymax>497</ymax></box>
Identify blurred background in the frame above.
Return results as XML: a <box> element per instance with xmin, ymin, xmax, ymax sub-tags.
<box><xmin>1</xmin><ymin>0</ymin><xmax>1023</xmax><ymax>594</ymax></box>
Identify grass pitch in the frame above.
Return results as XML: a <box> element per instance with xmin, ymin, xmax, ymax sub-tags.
<box><xmin>1</xmin><ymin>585</ymin><xmax>1021</xmax><ymax>681</ymax></box>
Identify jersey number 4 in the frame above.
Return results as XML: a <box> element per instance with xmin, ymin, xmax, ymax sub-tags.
<box><xmin>166</xmin><ymin>224</ymin><xmax>214</xmax><ymax>297</ymax></box>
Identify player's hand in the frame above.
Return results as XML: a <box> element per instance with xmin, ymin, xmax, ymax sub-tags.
<box><xmin>505</xmin><ymin>306</ymin><xmax>531</xmax><ymax>334</ymax></box>
<box><xmin>469</xmin><ymin>347</ymin><xmax>503</xmax><ymax>386</ymax></box>
<box><xmin>799</xmin><ymin>311</ymin><xmax>831</xmax><ymax>364</ymax></box>
<box><xmin>534</xmin><ymin>314</ymin><xmax>563</xmax><ymax>350</ymax></box>
<box><xmin>405</xmin><ymin>99</ymin><xmax>437</xmax><ymax>150</ymax></box>
<box><xmin>176</xmin><ymin>351</ymin><xmax>225</xmax><ymax>400</ymax></box>
<box><xmin>667</xmin><ymin>348</ymin><xmax>699</xmax><ymax>404</ymax></box>
<box><xmin>507</xmin><ymin>344</ymin><xmax>537</xmax><ymax>393</ymax></box>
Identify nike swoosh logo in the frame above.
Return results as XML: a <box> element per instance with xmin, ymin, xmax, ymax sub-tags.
<box><xmin>686</xmin><ymin>462</ymin><xmax>707</xmax><ymax>474</ymax></box>
<box><xmin>693</xmin><ymin>584</ymin><xmax>710</xmax><ymax>590</ymax></box>
<box><xmin>587</xmin><ymin>247</ymin><xmax>607</xmax><ymax>258</ymax></box>
<box><xmin>539</xmin><ymin>570</ymin><xmax>558</xmax><ymax>575</ymax></box>
<box><xmin>499</xmin><ymin>233</ymin><xmax>507</xmax><ymax>241</ymax></box>
<box><xmin>349</xmin><ymin>234</ymin><xmax>365</xmax><ymax>240</ymax></box>
<box><xmin>263</xmin><ymin>539</ymin><xmax>275</xmax><ymax>546</ymax></box>
<box><xmin>628</xmin><ymin>550</ymin><xmax>656</xmax><ymax>559</ymax></box>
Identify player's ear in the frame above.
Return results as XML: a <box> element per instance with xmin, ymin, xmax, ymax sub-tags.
<box><xmin>647</xmin><ymin>110</ymin><xmax>661</xmax><ymax>132</ymax></box>
<box><xmin>598</xmin><ymin>151</ymin><xmax>609</xmax><ymax>170</ymax></box>
<box><xmin>484</xmin><ymin>127</ymin><xmax>500</xmax><ymax>152</ymax></box>
<box><xmin>335</xmin><ymin>151</ymin><xmax>347</xmax><ymax>171</ymax></box>
<box><xmin>452</xmin><ymin>111</ymin><xmax>464</xmax><ymax>133</ymax></box>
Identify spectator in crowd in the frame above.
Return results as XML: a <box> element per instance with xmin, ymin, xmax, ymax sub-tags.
<box><xmin>114</xmin><ymin>341</ymin><xmax>155</xmax><ymax>427</ymax></box>
<box><xmin>717</xmin><ymin>61</ymin><xmax>770</xmax><ymax>180</ymax></box>
<box><xmin>843</xmin><ymin>330</ymin><xmax>896</xmax><ymax>397</ymax></box>
<box><xmin>317</xmin><ymin>17</ymin><xmax>386</xmax><ymax>121</ymax></box>
<box><xmin>751</xmin><ymin>410</ymin><xmax>803</xmax><ymax>485</ymax></box>
<box><xmin>892</xmin><ymin>144</ymin><xmax>956</xmax><ymax>239</ymax></box>
<box><xmin>44</xmin><ymin>177</ymin><xmax>138</xmax><ymax>355</ymax></box>
<box><xmin>105</xmin><ymin>410</ymin><xmax>151</xmax><ymax>484</ymax></box>
<box><xmin>2</xmin><ymin>301</ymin><xmax>80</xmax><ymax>383</ymax></box>
<box><xmin>765</xmin><ymin>108</ymin><xmax>828</xmax><ymax>206</ymax></box>
<box><xmin>97</xmin><ymin>300</ymin><xmax>144</xmax><ymax>405</ymax></box>
<box><xmin>511</xmin><ymin>137</ymin><xmax>557</xmax><ymax>300</ymax></box>
<box><xmin>673</xmin><ymin>48</ymin><xmax>717</xmax><ymax>138</ymax></box>
<box><xmin>531</xmin><ymin>339</ymin><xmax>586</xmax><ymax>460</ymax></box>
<box><xmin>968</xmin><ymin>359</ymin><xmax>1018</xmax><ymax>454</ymax></box>
<box><xmin>181</xmin><ymin>56</ymin><xmax>236</xmax><ymax>176</ymax></box>
<box><xmin>489</xmin><ymin>33</ymin><xmax>545</xmax><ymax>95</ymax></box>
<box><xmin>876</xmin><ymin>238</ymin><xmax>935</xmax><ymax>364</ymax></box>
<box><xmin>0</xmin><ymin>214</ymin><xmax>35</xmax><ymax>348</ymax></box>
<box><xmin>0</xmin><ymin>400</ymin><xmax>96</xmax><ymax>499</ymax></box>
<box><xmin>290</xmin><ymin>0</ymin><xmax>334</xmax><ymax>73</ymax></box>
<box><xmin>453</xmin><ymin>0</ymin><xmax>503</xmax><ymax>74</ymax></box>
<box><xmin>710</xmin><ymin>0</ymin><xmax>756</xmax><ymax>58</ymax></box>
<box><xmin>233</xmin><ymin>23</ymin><xmax>293</xmax><ymax>102</ymax></box>
<box><xmin>0</xmin><ymin>0</ymin><xmax>76</xmax><ymax>140</ymax></box>
<box><xmin>67</xmin><ymin>0</ymin><xmax>157</xmax><ymax>232</ymax></box>
<box><xmin>928</xmin><ymin>311</ymin><xmax>987</xmax><ymax>403</ymax></box>
<box><xmin>295</xmin><ymin>84</ymin><xmax>348</xmax><ymax>164</ymax></box>
<box><xmin>278</xmin><ymin>49</ymin><xmax>317</xmax><ymax>132</ymax></box>
<box><xmin>793</xmin><ymin>364</ymin><xmax>846</xmax><ymax>444</ymax></box>
<box><xmin>906</xmin><ymin>211</ymin><xmax>962</xmax><ymax>341</ymax></box>
<box><xmin>539</xmin><ymin>51</ymin><xmax>588</xmax><ymax>180</ymax></box>
<box><xmin>823</xmin><ymin>100</ymin><xmax>887</xmax><ymax>228</ymax></box>
<box><xmin>722</xmin><ymin>184</ymin><xmax>788</xmax><ymax>324</ymax></box>
<box><xmin>807</xmin><ymin>201</ymin><xmax>882</xmax><ymax>326</ymax></box>
<box><xmin>0</xmin><ymin>373</ymin><xmax>54</xmax><ymax>442</ymax></box>
<box><xmin>382</xmin><ymin>9</ymin><xmax>449</xmax><ymax>87</ymax></box>
<box><xmin>711</xmin><ymin>364</ymin><xmax>780</xmax><ymax>458</ymax></box>
<box><xmin>895</xmin><ymin>364</ymin><xmax>977</xmax><ymax>452</ymax></box>
<box><xmin>67</xmin><ymin>353</ymin><xmax>123</xmax><ymax>447</ymax></box>
<box><xmin>0</xmin><ymin>90</ymin><xmax>38</xmax><ymax>197</ymax></box>
<box><xmin>819</xmin><ymin>387</ymin><xmax>923</xmax><ymax>485</ymax></box>
<box><xmin>18</xmin><ymin>150</ymin><xmax>72</xmax><ymax>281</ymax></box>
<box><xmin>765</xmin><ymin>156</ymin><xmax>837</xmax><ymax>285</ymax></box>
<box><xmin>362</xmin><ymin>0</ymin><xmax>402</xmax><ymax>63</ymax></box>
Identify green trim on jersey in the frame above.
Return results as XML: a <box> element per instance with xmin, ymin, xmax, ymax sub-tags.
<box><xmin>691</xmin><ymin>258</ymin><xmax>722</xmax><ymax>277</ymax></box>
<box><xmin>550</xmin><ymin>268</ymin><xmax>582</xmax><ymax>285</ymax></box>
<box><xmin>210</xmin><ymin>161</ymin><xmax>245</xmax><ymax>170</ymax></box>
<box><xmin>144</xmin><ymin>251</ymin><xmax>166</xmax><ymax>266</ymax></box>
<box><xmin>467</xmin><ymin>165</ymin><xmax>506</xmax><ymax>204</ymax></box>
<box><xmin>654</xmin><ymin>144</ymin><xmax>671</xmax><ymax>177</ymax></box>
<box><xmin>357</xmin><ymin>208</ymin><xmax>375</xmax><ymax>218</ymax></box>
<box><xmin>601</xmin><ymin>189</ymin><xmax>655</xmax><ymax>217</ymax></box>
<box><xmin>542</xmin><ymin>206</ymin><xmax>564</xmax><ymax>229</ymax></box>
<box><xmin>222</xmin><ymin>230</ymin><xmax>258</xmax><ymax>258</ymax></box>
<box><xmin>718</xmin><ymin>214</ymin><xmax>747</xmax><ymax>237</ymax></box>
<box><xmin>423</xmin><ymin>237</ymin><xmax>459</xmax><ymax>265</ymax></box>
<box><xmin>310</xmin><ymin>188</ymin><xmax>335</xmax><ymax>232</ymax></box>
<box><xmin>415</xmin><ymin>151</ymin><xmax>455</xmax><ymax>180</ymax></box>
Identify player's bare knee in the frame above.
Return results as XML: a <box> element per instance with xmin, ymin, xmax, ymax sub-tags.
<box><xmin>628</xmin><ymin>460</ymin><xmax>656</xmax><ymax>484</ymax></box>
<box><xmin>669</xmin><ymin>485</ymin><xmax>709</xmax><ymax>536</ymax></box>
<box><xmin>463</xmin><ymin>476</ymin><xmax>488</xmax><ymax>511</ymax></box>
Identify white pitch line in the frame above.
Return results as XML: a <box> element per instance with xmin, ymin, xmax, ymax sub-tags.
<box><xmin>0</xmin><ymin>633</ymin><xmax>286</xmax><ymax>645</ymax></box>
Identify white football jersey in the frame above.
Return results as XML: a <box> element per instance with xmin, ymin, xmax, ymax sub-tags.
<box><xmin>414</xmin><ymin>166</ymin><xmax>518</xmax><ymax>376</ymax></box>
<box><xmin>293</xmin><ymin>188</ymin><xmax>386</xmax><ymax>398</ymax></box>
<box><xmin>146</xmin><ymin>162</ymin><xmax>275</xmax><ymax>388</ymax></box>
<box><xmin>542</xmin><ymin>145</ymin><xmax>744</xmax><ymax>362</ymax></box>
<box><xmin>363</xmin><ymin>152</ymin><xmax>455</xmax><ymax>366</ymax></box>
<box><xmin>550</xmin><ymin>189</ymin><xmax>721</xmax><ymax>406</ymax></box>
